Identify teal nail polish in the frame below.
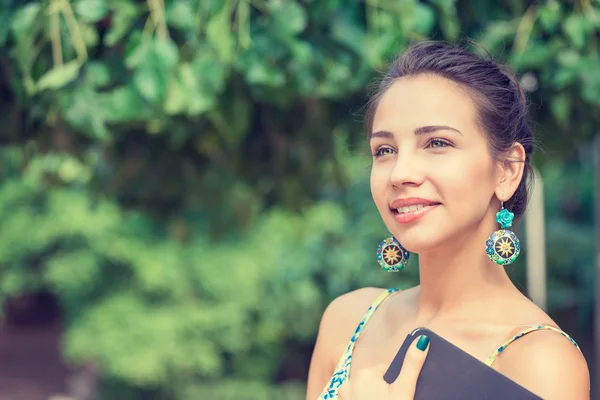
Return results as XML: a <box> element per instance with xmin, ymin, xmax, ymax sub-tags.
<box><xmin>416</xmin><ymin>335</ymin><xmax>430</xmax><ymax>351</ymax></box>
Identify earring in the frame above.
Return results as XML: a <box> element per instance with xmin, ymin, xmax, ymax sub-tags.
<box><xmin>485</xmin><ymin>201</ymin><xmax>521</xmax><ymax>265</ymax></box>
<box><xmin>377</xmin><ymin>234</ymin><xmax>410</xmax><ymax>271</ymax></box>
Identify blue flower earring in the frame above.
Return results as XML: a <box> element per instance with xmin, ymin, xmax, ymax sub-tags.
<box><xmin>485</xmin><ymin>201</ymin><xmax>521</xmax><ymax>265</ymax></box>
<box><xmin>377</xmin><ymin>235</ymin><xmax>410</xmax><ymax>271</ymax></box>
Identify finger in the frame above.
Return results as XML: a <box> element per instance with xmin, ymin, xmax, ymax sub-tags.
<box><xmin>390</xmin><ymin>334</ymin><xmax>430</xmax><ymax>398</ymax></box>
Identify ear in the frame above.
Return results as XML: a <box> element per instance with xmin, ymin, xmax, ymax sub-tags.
<box><xmin>495</xmin><ymin>142</ymin><xmax>526</xmax><ymax>202</ymax></box>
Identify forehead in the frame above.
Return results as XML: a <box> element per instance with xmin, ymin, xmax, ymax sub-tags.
<box><xmin>372</xmin><ymin>74</ymin><xmax>479</xmax><ymax>134</ymax></box>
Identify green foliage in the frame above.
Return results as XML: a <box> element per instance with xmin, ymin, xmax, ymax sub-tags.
<box><xmin>0</xmin><ymin>142</ymin><xmax>416</xmax><ymax>398</ymax></box>
<box><xmin>2</xmin><ymin>0</ymin><xmax>598</xmax><ymax>217</ymax></box>
<box><xmin>0</xmin><ymin>0</ymin><xmax>598</xmax><ymax>398</ymax></box>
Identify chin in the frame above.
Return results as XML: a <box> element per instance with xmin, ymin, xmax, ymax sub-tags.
<box><xmin>395</xmin><ymin>237</ymin><xmax>442</xmax><ymax>255</ymax></box>
<box><xmin>386</xmin><ymin>220</ymin><xmax>450</xmax><ymax>254</ymax></box>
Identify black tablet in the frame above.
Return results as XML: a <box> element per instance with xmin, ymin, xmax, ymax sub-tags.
<box><xmin>383</xmin><ymin>327</ymin><xmax>542</xmax><ymax>399</ymax></box>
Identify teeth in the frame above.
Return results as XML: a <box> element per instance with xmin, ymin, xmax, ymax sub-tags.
<box><xmin>396</xmin><ymin>204</ymin><xmax>429</xmax><ymax>214</ymax></box>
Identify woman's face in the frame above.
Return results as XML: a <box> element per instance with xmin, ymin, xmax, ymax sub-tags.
<box><xmin>369</xmin><ymin>74</ymin><xmax>500</xmax><ymax>253</ymax></box>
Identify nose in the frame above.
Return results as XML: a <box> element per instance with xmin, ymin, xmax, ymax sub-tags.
<box><xmin>389</xmin><ymin>153</ymin><xmax>424</xmax><ymax>188</ymax></box>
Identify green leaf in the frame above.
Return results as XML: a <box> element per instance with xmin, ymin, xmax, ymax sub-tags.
<box><xmin>479</xmin><ymin>21</ymin><xmax>516</xmax><ymax>50</ymax></box>
<box><xmin>206</xmin><ymin>1</ymin><xmax>235</xmax><ymax>63</ymax></box>
<box><xmin>550</xmin><ymin>93</ymin><xmax>570</xmax><ymax>124</ymax></box>
<box><xmin>164</xmin><ymin>63</ymin><xmax>215</xmax><ymax>116</ymax></box>
<box><xmin>125</xmin><ymin>37</ymin><xmax>152</xmax><ymax>68</ymax></box>
<box><xmin>245</xmin><ymin>61</ymin><xmax>285</xmax><ymax>87</ymax></box>
<box><xmin>75</xmin><ymin>0</ymin><xmax>109</xmax><ymax>23</ymax></box>
<box><xmin>103</xmin><ymin>84</ymin><xmax>148</xmax><ymax>122</ymax></box>
<box><xmin>128</xmin><ymin>38</ymin><xmax>179</xmax><ymax>103</ymax></box>
<box><xmin>430</xmin><ymin>0</ymin><xmax>456</xmax><ymax>13</ymax></box>
<box><xmin>0</xmin><ymin>269</ymin><xmax>30</xmax><ymax>297</ymax></box>
<box><xmin>587</xmin><ymin>8</ymin><xmax>600</xmax><ymax>29</ymax></box>
<box><xmin>164</xmin><ymin>77</ymin><xmax>188</xmax><ymax>115</ymax></box>
<box><xmin>9</xmin><ymin>4</ymin><xmax>44</xmax><ymax>94</ymax></box>
<box><xmin>10</xmin><ymin>3</ymin><xmax>40</xmax><ymax>39</ymax></box>
<box><xmin>81</xmin><ymin>23</ymin><xmax>100</xmax><ymax>47</ymax></box>
<box><xmin>154</xmin><ymin>38</ymin><xmax>179</xmax><ymax>67</ymax></box>
<box><xmin>539</xmin><ymin>0</ymin><xmax>562</xmax><ymax>31</ymax></box>
<box><xmin>270</xmin><ymin>1</ymin><xmax>307</xmax><ymax>36</ymax></box>
<box><xmin>192</xmin><ymin>48</ymin><xmax>229</xmax><ymax>94</ymax></box>
<box><xmin>331</xmin><ymin>14</ymin><xmax>366</xmax><ymax>54</ymax></box>
<box><xmin>165</xmin><ymin>1</ymin><xmax>196</xmax><ymax>30</ymax></box>
<box><xmin>104</xmin><ymin>2</ymin><xmax>140</xmax><ymax>46</ymax></box>
<box><xmin>513</xmin><ymin>45</ymin><xmax>552</xmax><ymax>69</ymax></box>
<box><xmin>214</xmin><ymin>92</ymin><xmax>250</xmax><ymax>146</ymax></box>
<box><xmin>288</xmin><ymin>40</ymin><xmax>312</xmax><ymax>65</ymax></box>
<box><xmin>36</xmin><ymin>61</ymin><xmax>82</xmax><ymax>92</ymax></box>
<box><xmin>431</xmin><ymin>0</ymin><xmax>459</xmax><ymax>40</ymax></box>
<box><xmin>440</xmin><ymin>14</ymin><xmax>460</xmax><ymax>41</ymax></box>
<box><xmin>563</xmin><ymin>14</ymin><xmax>587</xmax><ymax>49</ymax></box>
<box><xmin>134</xmin><ymin>67</ymin><xmax>163</xmax><ymax>103</ymax></box>
<box><xmin>556</xmin><ymin>48</ymin><xmax>582</xmax><ymax>68</ymax></box>
<box><xmin>412</xmin><ymin>4</ymin><xmax>436</xmax><ymax>36</ymax></box>
<box><xmin>580</xmin><ymin>60</ymin><xmax>600</xmax><ymax>105</ymax></box>
<box><xmin>86</xmin><ymin>61</ymin><xmax>111</xmax><ymax>87</ymax></box>
<box><xmin>0</xmin><ymin>10</ymin><xmax>12</xmax><ymax>45</ymax></box>
<box><xmin>61</xmin><ymin>86</ymin><xmax>109</xmax><ymax>140</ymax></box>
<box><xmin>552</xmin><ymin>68</ymin><xmax>578</xmax><ymax>89</ymax></box>
<box><xmin>46</xmin><ymin>251</ymin><xmax>100</xmax><ymax>295</ymax></box>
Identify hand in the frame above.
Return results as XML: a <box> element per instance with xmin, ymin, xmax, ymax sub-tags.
<box><xmin>337</xmin><ymin>334</ymin><xmax>430</xmax><ymax>400</ymax></box>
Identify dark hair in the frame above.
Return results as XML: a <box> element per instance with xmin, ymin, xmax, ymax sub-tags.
<box><xmin>364</xmin><ymin>41</ymin><xmax>535</xmax><ymax>219</ymax></box>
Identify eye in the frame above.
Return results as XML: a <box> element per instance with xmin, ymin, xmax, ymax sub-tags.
<box><xmin>373</xmin><ymin>146</ymin><xmax>396</xmax><ymax>158</ymax></box>
<box><xmin>426</xmin><ymin>138</ymin><xmax>452</xmax><ymax>149</ymax></box>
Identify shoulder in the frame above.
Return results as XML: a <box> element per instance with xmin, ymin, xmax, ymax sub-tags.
<box><xmin>494</xmin><ymin>327</ymin><xmax>589</xmax><ymax>399</ymax></box>
<box><xmin>323</xmin><ymin>287</ymin><xmax>393</xmax><ymax>331</ymax></box>
<box><xmin>318</xmin><ymin>287</ymin><xmax>392</xmax><ymax>360</ymax></box>
<box><xmin>305</xmin><ymin>287</ymin><xmax>392</xmax><ymax>400</ymax></box>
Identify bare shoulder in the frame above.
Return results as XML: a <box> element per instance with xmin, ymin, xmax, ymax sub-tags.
<box><xmin>305</xmin><ymin>287</ymin><xmax>392</xmax><ymax>400</ymax></box>
<box><xmin>316</xmin><ymin>287</ymin><xmax>391</xmax><ymax>361</ymax></box>
<box><xmin>494</xmin><ymin>328</ymin><xmax>589</xmax><ymax>399</ymax></box>
<box><xmin>324</xmin><ymin>287</ymin><xmax>392</xmax><ymax>332</ymax></box>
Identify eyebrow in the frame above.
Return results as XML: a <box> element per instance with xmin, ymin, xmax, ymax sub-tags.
<box><xmin>369</xmin><ymin>125</ymin><xmax>463</xmax><ymax>140</ymax></box>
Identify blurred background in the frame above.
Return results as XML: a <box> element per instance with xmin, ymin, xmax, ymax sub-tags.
<box><xmin>0</xmin><ymin>0</ymin><xmax>598</xmax><ymax>399</ymax></box>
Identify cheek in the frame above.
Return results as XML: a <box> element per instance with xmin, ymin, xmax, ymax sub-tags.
<box><xmin>434</xmin><ymin>152</ymin><xmax>496</xmax><ymax>210</ymax></box>
<box><xmin>370</xmin><ymin>165</ymin><xmax>390</xmax><ymax>209</ymax></box>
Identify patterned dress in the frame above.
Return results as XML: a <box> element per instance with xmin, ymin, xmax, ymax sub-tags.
<box><xmin>317</xmin><ymin>288</ymin><xmax>584</xmax><ymax>400</ymax></box>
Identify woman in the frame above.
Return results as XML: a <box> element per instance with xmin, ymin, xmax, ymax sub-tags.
<box><xmin>306</xmin><ymin>41</ymin><xmax>590</xmax><ymax>400</ymax></box>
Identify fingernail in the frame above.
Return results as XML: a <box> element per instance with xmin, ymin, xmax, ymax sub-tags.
<box><xmin>416</xmin><ymin>335</ymin><xmax>430</xmax><ymax>351</ymax></box>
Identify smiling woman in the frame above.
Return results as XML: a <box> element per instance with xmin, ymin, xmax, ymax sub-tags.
<box><xmin>305</xmin><ymin>41</ymin><xmax>590</xmax><ymax>400</ymax></box>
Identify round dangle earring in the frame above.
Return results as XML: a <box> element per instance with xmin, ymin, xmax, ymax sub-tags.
<box><xmin>377</xmin><ymin>234</ymin><xmax>410</xmax><ymax>271</ymax></box>
<box><xmin>485</xmin><ymin>202</ymin><xmax>521</xmax><ymax>265</ymax></box>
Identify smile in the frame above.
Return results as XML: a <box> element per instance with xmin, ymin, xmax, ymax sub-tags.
<box><xmin>395</xmin><ymin>204</ymin><xmax>432</xmax><ymax>214</ymax></box>
<box><xmin>390</xmin><ymin>200</ymin><xmax>441</xmax><ymax>224</ymax></box>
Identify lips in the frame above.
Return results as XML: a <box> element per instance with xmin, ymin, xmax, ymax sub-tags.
<box><xmin>389</xmin><ymin>197</ymin><xmax>441</xmax><ymax>224</ymax></box>
<box><xmin>390</xmin><ymin>197</ymin><xmax>441</xmax><ymax>211</ymax></box>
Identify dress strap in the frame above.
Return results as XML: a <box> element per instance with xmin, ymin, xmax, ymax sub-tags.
<box><xmin>318</xmin><ymin>288</ymin><xmax>399</xmax><ymax>400</ymax></box>
<box><xmin>485</xmin><ymin>324</ymin><xmax>582</xmax><ymax>367</ymax></box>
<box><xmin>347</xmin><ymin>288</ymin><xmax>399</xmax><ymax>348</ymax></box>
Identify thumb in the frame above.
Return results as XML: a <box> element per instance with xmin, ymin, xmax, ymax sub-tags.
<box><xmin>390</xmin><ymin>334</ymin><xmax>430</xmax><ymax>398</ymax></box>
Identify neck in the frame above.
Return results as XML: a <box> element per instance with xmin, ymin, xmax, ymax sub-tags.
<box><xmin>414</xmin><ymin>222</ymin><xmax>517</xmax><ymax>323</ymax></box>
